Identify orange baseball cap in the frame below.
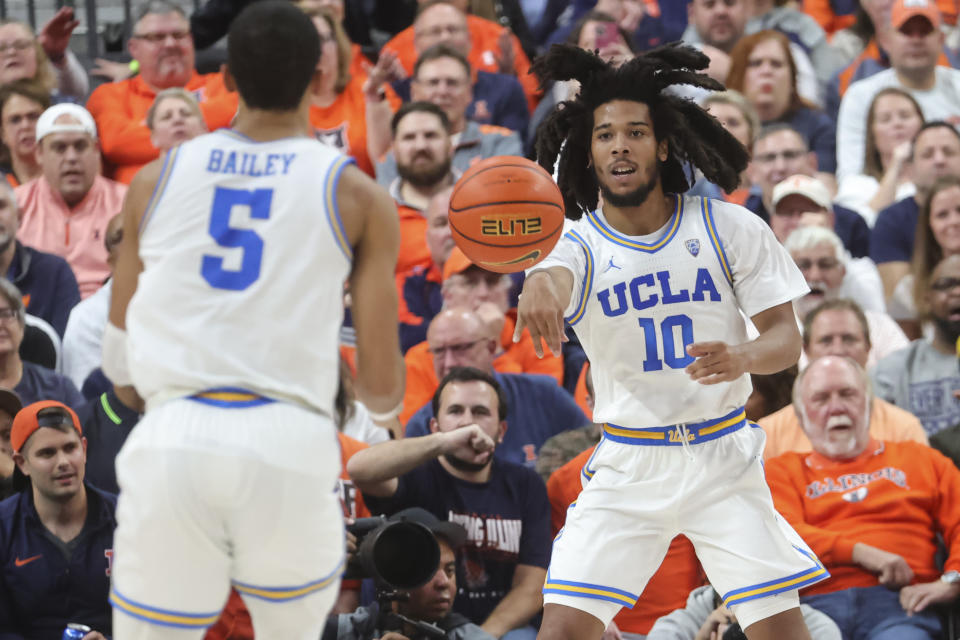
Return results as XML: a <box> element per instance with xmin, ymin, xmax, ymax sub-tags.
<box><xmin>442</xmin><ymin>247</ymin><xmax>475</xmax><ymax>281</ymax></box>
<box><xmin>891</xmin><ymin>0</ymin><xmax>941</xmax><ymax>29</ymax></box>
<box><xmin>11</xmin><ymin>400</ymin><xmax>82</xmax><ymax>454</ymax></box>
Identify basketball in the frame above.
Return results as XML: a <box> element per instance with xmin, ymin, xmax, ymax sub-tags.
<box><xmin>448</xmin><ymin>156</ymin><xmax>565</xmax><ymax>274</ymax></box>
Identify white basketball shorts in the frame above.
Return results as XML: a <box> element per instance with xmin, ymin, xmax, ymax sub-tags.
<box><xmin>110</xmin><ymin>391</ymin><xmax>344</xmax><ymax>639</ymax></box>
<box><xmin>543</xmin><ymin>407</ymin><xmax>828</xmax><ymax>630</ymax></box>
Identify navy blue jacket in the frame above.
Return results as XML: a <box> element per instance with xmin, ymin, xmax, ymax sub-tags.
<box><xmin>6</xmin><ymin>241</ymin><xmax>80</xmax><ymax>338</ymax></box>
<box><xmin>0</xmin><ymin>484</ymin><xmax>116</xmax><ymax>639</ymax></box>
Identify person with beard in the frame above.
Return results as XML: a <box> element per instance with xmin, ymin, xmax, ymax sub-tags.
<box><xmin>766</xmin><ymin>355</ymin><xmax>960</xmax><ymax>639</ymax></box>
<box><xmin>14</xmin><ymin>104</ymin><xmax>127</xmax><ymax>300</ymax></box>
<box><xmin>873</xmin><ymin>254</ymin><xmax>960</xmax><ymax>437</ymax></box>
<box><xmin>759</xmin><ymin>299</ymin><xmax>926</xmax><ymax>460</ymax></box>
<box><xmin>349</xmin><ymin>367</ymin><xmax>551</xmax><ymax>640</ymax></box>
<box><xmin>0</xmin><ymin>400</ymin><xmax>115</xmax><ymax>639</ymax></box>
<box><xmin>0</xmin><ymin>178</ymin><xmax>78</xmax><ymax>338</ymax></box>
<box><xmin>322</xmin><ymin>507</ymin><xmax>495</xmax><ymax>640</ymax></box>
<box><xmin>514</xmin><ymin>44</ymin><xmax>823</xmax><ymax>640</ymax></box>
<box><xmin>375</xmin><ymin>45</ymin><xmax>523</xmax><ymax>189</ymax></box>
<box><xmin>387</xmin><ymin>101</ymin><xmax>458</xmax><ymax>276</ymax></box>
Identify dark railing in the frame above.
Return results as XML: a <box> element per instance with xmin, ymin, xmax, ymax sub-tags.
<box><xmin>0</xmin><ymin>0</ymin><xmax>201</xmax><ymax>60</ymax></box>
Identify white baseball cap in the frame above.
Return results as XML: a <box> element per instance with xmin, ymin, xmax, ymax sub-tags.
<box><xmin>771</xmin><ymin>174</ymin><xmax>831</xmax><ymax>211</ymax></box>
<box><xmin>35</xmin><ymin>103</ymin><xmax>98</xmax><ymax>143</ymax></box>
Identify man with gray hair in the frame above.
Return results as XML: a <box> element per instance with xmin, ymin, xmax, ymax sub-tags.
<box><xmin>766</xmin><ymin>354</ymin><xmax>960</xmax><ymax>639</ymax></box>
<box><xmin>86</xmin><ymin>0</ymin><xmax>238</xmax><ymax>184</ymax></box>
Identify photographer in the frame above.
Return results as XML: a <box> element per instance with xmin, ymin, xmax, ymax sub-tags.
<box><xmin>646</xmin><ymin>584</ymin><xmax>839</xmax><ymax>640</ymax></box>
<box><xmin>325</xmin><ymin>508</ymin><xmax>494</xmax><ymax>640</ymax></box>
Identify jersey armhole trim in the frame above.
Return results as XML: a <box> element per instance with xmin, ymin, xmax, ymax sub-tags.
<box><xmin>138</xmin><ymin>146</ymin><xmax>181</xmax><ymax>236</ymax></box>
<box><xmin>700</xmin><ymin>197</ymin><xmax>734</xmax><ymax>287</ymax></box>
<box><xmin>325</xmin><ymin>155</ymin><xmax>356</xmax><ymax>262</ymax></box>
<box><xmin>563</xmin><ymin>229</ymin><xmax>594</xmax><ymax>327</ymax></box>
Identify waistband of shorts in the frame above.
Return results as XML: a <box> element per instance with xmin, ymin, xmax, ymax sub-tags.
<box><xmin>188</xmin><ymin>387</ymin><xmax>276</xmax><ymax>409</ymax></box>
<box><xmin>602</xmin><ymin>407</ymin><xmax>747</xmax><ymax>446</ymax></box>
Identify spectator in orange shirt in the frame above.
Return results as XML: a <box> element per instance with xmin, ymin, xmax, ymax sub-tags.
<box><xmin>145</xmin><ymin>87</ymin><xmax>207</xmax><ymax>152</ymax></box>
<box><xmin>759</xmin><ymin>299</ymin><xmax>927</xmax><ymax>459</ymax></box>
<box><xmin>386</xmin><ymin>101</ymin><xmax>457</xmax><ymax>276</ymax></box>
<box><xmin>305</xmin><ymin>7</ymin><xmax>402</xmax><ymax>178</ymax></box>
<box><xmin>86</xmin><ymin>0</ymin><xmax>238</xmax><ymax>184</ymax></box>
<box><xmin>766</xmin><ymin>354</ymin><xmax>960</xmax><ymax>639</ymax></box>
<box><xmin>296</xmin><ymin>0</ymin><xmax>372</xmax><ymax>78</ymax></box>
<box><xmin>442</xmin><ymin>248</ymin><xmax>562</xmax><ymax>384</ymax></box>
<box><xmin>0</xmin><ymin>82</ymin><xmax>47</xmax><ymax>188</ymax></box>
<box><xmin>547</xmin><ymin>445</ymin><xmax>703</xmax><ymax>638</ymax></box>
<box><xmin>382</xmin><ymin>0</ymin><xmax>540</xmax><ymax>112</ymax></box>
<box><xmin>15</xmin><ymin>104</ymin><xmax>127</xmax><ymax>298</ymax></box>
<box><xmin>398</xmin><ymin>186</ymin><xmax>455</xmax><ymax>353</ymax></box>
<box><xmin>376</xmin><ymin>44</ymin><xmax>523</xmax><ymax>187</ymax></box>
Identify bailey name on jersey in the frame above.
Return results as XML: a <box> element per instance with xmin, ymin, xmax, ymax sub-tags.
<box><xmin>206</xmin><ymin>149</ymin><xmax>297</xmax><ymax>177</ymax></box>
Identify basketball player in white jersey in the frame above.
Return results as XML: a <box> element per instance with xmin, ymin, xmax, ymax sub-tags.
<box><xmin>101</xmin><ymin>3</ymin><xmax>404</xmax><ymax>638</ymax></box>
<box><xmin>515</xmin><ymin>45</ymin><xmax>823</xmax><ymax>640</ymax></box>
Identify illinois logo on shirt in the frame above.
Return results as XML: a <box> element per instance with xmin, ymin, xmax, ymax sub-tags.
<box><xmin>315</xmin><ymin>124</ymin><xmax>349</xmax><ymax>152</ymax></box>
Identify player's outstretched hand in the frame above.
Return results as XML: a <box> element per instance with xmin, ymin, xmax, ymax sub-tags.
<box><xmin>441</xmin><ymin>424</ymin><xmax>496</xmax><ymax>465</ymax></box>
<box><xmin>899</xmin><ymin>580</ymin><xmax>960</xmax><ymax>615</ymax></box>
<box><xmin>685</xmin><ymin>341</ymin><xmax>748</xmax><ymax>385</ymax></box>
<box><xmin>853</xmin><ymin>543</ymin><xmax>914</xmax><ymax>588</ymax></box>
<box><xmin>81</xmin><ymin>632</ymin><xmax>108</xmax><ymax>640</ymax></box>
<box><xmin>515</xmin><ymin>271</ymin><xmax>567</xmax><ymax>358</ymax></box>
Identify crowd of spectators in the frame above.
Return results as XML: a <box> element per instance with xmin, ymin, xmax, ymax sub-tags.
<box><xmin>6</xmin><ymin>0</ymin><xmax>960</xmax><ymax>638</ymax></box>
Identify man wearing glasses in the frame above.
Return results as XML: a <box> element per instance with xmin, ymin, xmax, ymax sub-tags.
<box><xmin>747</xmin><ymin>124</ymin><xmax>870</xmax><ymax>259</ymax></box>
<box><xmin>874</xmin><ymin>254</ymin><xmax>960</xmax><ymax>438</ymax></box>
<box><xmin>85</xmin><ymin>0</ymin><xmax>238</xmax><ymax>184</ymax></box>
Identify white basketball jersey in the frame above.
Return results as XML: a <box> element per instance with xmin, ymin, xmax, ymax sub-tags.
<box><xmin>126</xmin><ymin>129</ymin><xmax>354</xmax><ymax>414</ymax></box>
<box><xmin>536</xmin><ymin>195</ymin><xmax>807</xmax><ymax>427</ymax></box>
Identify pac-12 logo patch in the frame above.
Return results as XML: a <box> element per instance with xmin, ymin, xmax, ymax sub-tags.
<box><xmin>685</xmin><ymin>239</ymin><xmax>700</xmax><ymax>257</ymax></box>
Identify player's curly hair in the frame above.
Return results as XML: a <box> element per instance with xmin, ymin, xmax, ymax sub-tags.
<box><xmin>533</xmin><ymin>43</ymin><xmax>750</xmax><ymax>219</ymax></box>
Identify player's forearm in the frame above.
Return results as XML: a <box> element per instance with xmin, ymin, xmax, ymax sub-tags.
<box><xmin>480</xmin><ymin>585</ymin><xmax>543</xmax><ymax>638</ymax></box>
<box><xmin>346</xmin><ymin>433</ymin><xmax>446</xmax><ymax>490</ymax></box>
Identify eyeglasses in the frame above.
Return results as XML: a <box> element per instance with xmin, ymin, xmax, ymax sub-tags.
<box><xmin>0</xmin><ymin>308</ymin><xmax>17</xmax><ymax>321</ymax></box>
<box><xmin>428</xmin><ymin>340</ymin><xmax>480</xmax><ymax>357</ymax></box>
<box><xmin>754</xmin><ymin>149</ymin><xmax>806</xmax><ymax>164</ymax></box>
<box><xmin>795</xmin><ymin>258</ymin><xmax>840</xmax><ymax>271</ymax></box>
<box><xmin>132</xmin><ymin>31</ymin><xmax>191</xmax><ymax>44</ymax></box>
<box><xmin>0</xmin><ymin>40</ymin><xmax>32</xmax><ymax>54</ymax></box>
<box><xmin>931</xmin><ymin>277</ymin><xmax>960</xmax><ymax>292</ymax></box>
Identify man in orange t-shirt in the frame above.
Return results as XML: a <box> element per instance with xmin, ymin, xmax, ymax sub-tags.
<box><xmin>381</xmin><ymin>0</ymin><xmax>540</xmax><ymax>112</ymax></box>
<box><xmin>386</xmin><ymin>102</ymin><xmax>457</xmax><ymax>276</ymax></box>
<box><xmin>759</xmin><ymin>300</ymin><xmax>927</xmax><ymax>459</ymax></box>
<box><xmin>203</xmin><ymin>432</ymin><xmax>371</xmax><ymax>640</ymax></box>
<box><xmin>766</xmin><ymin>355</ymin><xmax>960</xmax><ymax>638</ymax></box>
<box><xmin>86</xmin><ymin>2</ymin><xmax>238</xmax><ymax>184</ymax></box>
<box><xmin>548</xmin><ymin>446</ymin><xmax>703</xmax><ymax>636</ymax></box>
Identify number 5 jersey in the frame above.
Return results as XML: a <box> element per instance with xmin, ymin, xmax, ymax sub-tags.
<box><xmin>125</xmin><ymin>130</ymin><xmax>354</xmax><ymax>414</ymax></box>
<box><xmin>534</xmin><ymin>194</ymin><xmax>809</xmax><ymax>427</ymax></box>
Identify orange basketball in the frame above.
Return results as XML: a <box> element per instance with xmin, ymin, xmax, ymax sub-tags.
<box><xmin>449</xmin><ymin>156</ymin><xmax>565</xmax><ymax>274</ymax></box>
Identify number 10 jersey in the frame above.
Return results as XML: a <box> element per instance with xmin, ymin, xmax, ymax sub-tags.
<box><xmin>535</xmin><ymin>194</ymin><xmax>808</xmax><ymax>428</ymax></box>
<box><xmin>126</xmin><ymin>129</ymin><xmax>353</xmax><ymax>415</ymax></box>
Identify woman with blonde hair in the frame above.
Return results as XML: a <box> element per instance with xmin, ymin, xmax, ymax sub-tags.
<box><xmin>0</xmin><ymin>11</ymin><xmax>88</xmax><ymax>101</ymax></box>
